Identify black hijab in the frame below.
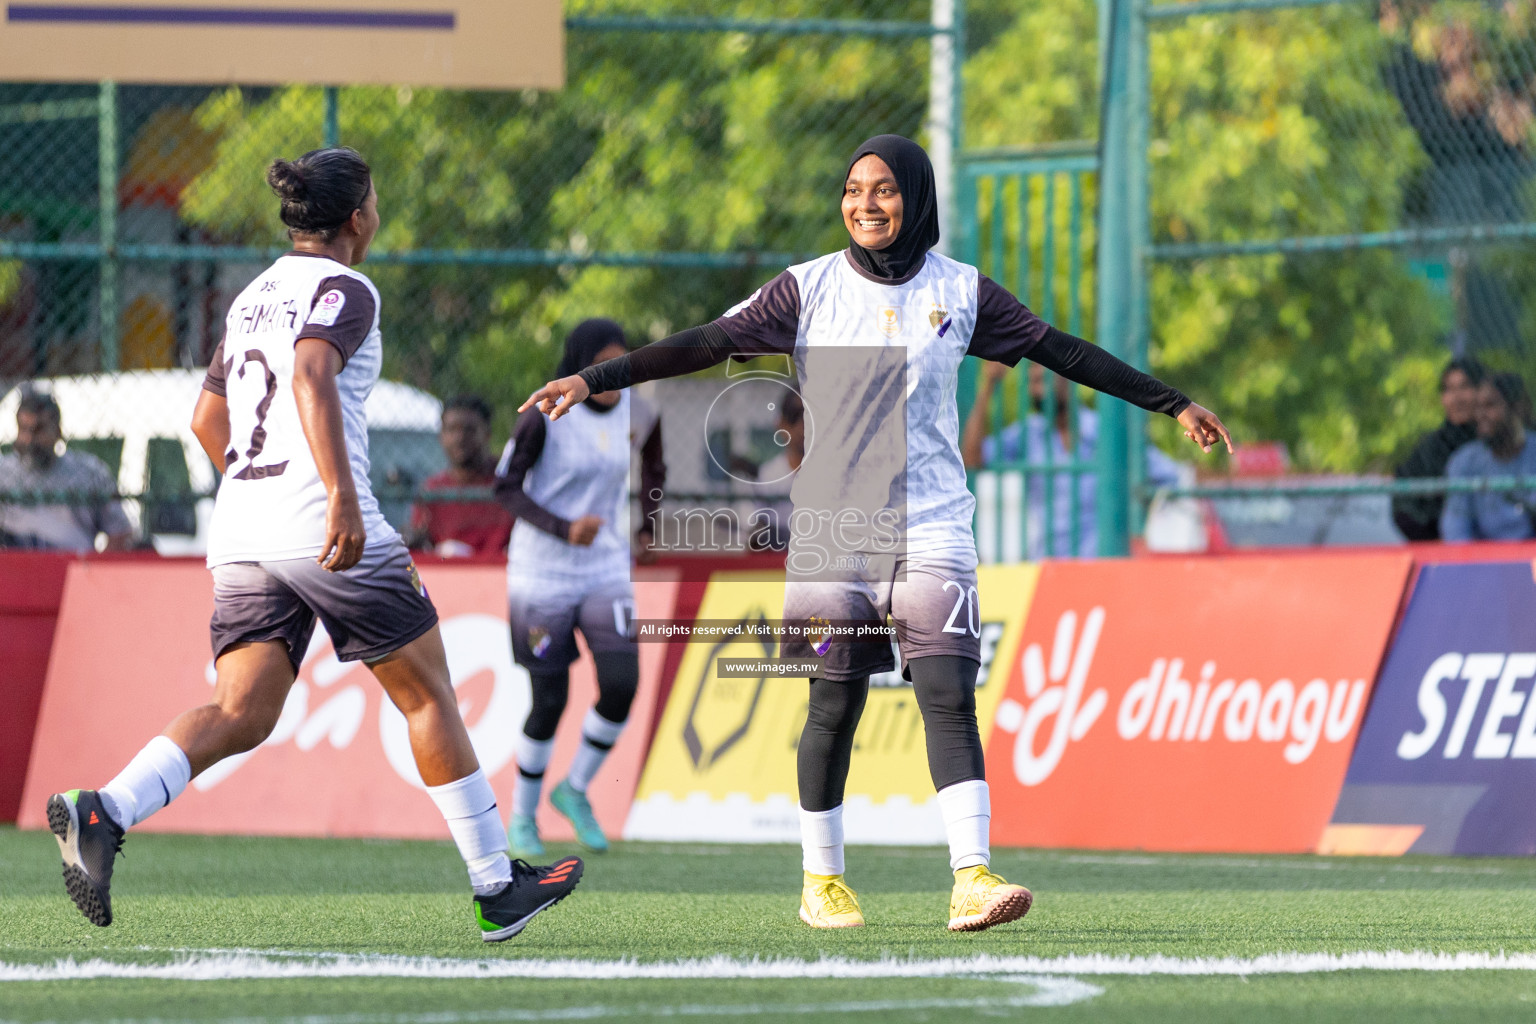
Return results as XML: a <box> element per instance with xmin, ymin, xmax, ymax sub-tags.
<box><xmin>557</xmin><ymin>318</ymin><xmax>626</xmax><ymax>378</ymax></box>
<box><xmin>844</xmin><ymin>134</ymin><xmax>940</xmax><ymax>281</ymax></box>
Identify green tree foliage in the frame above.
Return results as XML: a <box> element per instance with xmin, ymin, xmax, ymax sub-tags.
<box><xmin>966</xmin><ymin>0</ymin><xmax>1451</xmax><ymax>471</ymax></box>
<box><xmin>178</xmin><ymin>0</ymin><xmax>1469</xmax><ymax>470</ymax></box>
<box><xmin>180</xmin><ymin>0</ymin><xmax>927</xmax><ymax>434</ymax></box>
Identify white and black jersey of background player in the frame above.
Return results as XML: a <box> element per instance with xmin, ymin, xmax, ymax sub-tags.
<box><xmin>521</xmin><ymin>134</ymin><xmax>1233</xmax><ymax>932</ymax></box>
<box><xmin>494</xmin><ymin>318</ymin><xmax>665</xmax><ymax>859</ymax></box>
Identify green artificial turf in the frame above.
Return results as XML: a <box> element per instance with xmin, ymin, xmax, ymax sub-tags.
<box><xmin>3</xmin><ymin>825</ymin><xmax>1536</xmax><ymax>1021</ymax></box>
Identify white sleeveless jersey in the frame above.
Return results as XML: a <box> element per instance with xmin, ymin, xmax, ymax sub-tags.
<box><xmin>202</xmin><ymin>252</ymin><xmax>396</xmax><ymax>567</ymax></box>
<box><xmin>500</xmin><ymin>390</ymin><xmax>635</xmax><ymax>592</ymax></box>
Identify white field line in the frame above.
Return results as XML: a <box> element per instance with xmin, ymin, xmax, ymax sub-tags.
<box><xmin>642</xmin><ymin>845</ymin><xmax>1512</xmax><ymax>876</ymax></box>
<box><xmin>0</xmin><ymin>977</ymin><xmax>1103</xmax><ymax>1023</ymax></box>
<box><xmin>5</xmin><ymin>949</ymin><xmax>1536</xmax><ymax>983</ymax></box>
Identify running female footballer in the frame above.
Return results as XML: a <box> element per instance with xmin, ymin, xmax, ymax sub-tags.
<box><xmin>46</xmin><ymin>148</ymin><xmax>581</xmax><ymax>942</ymax></box>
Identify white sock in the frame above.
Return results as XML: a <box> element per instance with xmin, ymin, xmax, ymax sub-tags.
<box><xmin>799</xmin><ymin>805</ymin><xmax>845</xmax><ymax>876</ymax></box>
<box><xmin>937</xmin><ymin>779</ymin><xmax>991</xmax><ymax>871</ymax></box>
<box><xmin>99</xmin><ymin>736</ymin><xmax>191</xmax><ymax>829</ymax></box>
<box><xmin>566</xmin><ymin>708</ymin><xmax>626</xmax><ymax>794</ymax></box>
<box><xmin>512</xmin><ymin>733</ymin><xmax>554</xmax><ymax>820</ymax></box>
<box><xmin>425</xmin><ymin>768</ymin><xmax>512</xmax><ymax>894</ymax></box>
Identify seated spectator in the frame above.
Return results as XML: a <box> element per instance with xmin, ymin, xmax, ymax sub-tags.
<box><xmin>1441</xmin><ymin>373</ymin><xmax>1536</xmax><ymax>542</ymax></box>
<box><xmin>407</xmin><ymin>394</ymin><xmax>513</xmax><ymax>557</ymax></box>
<box><xmin>0</xmin><ymin>388</ymin><xmax>132</xmax><ymax>551</ymax></box>
<box><xmin>961</xmin><ymin>361</ymin><xmax>1185</xmax><ymax>558</ymax></box>
<box><xmin>1393</xmin><ymin>356</ymin><xmax>1485</xmax><ymax>540</ymax></box>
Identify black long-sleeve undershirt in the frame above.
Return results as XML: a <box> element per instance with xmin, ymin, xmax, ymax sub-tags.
<box><xmin>1031</xmin><ymin>326</ymin><xmax>1190</xmax><ymax>417</ymax></box>
<box><xmin>579</xmin><ymin>321</ymin><xmax>1189</xmax><ymax>419</ymax></box>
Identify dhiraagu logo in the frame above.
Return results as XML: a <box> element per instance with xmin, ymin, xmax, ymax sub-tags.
<box><xmin>993</xmin><ymin>608</ymin><xmax>1371</xmax><ymax>786</ymax></box>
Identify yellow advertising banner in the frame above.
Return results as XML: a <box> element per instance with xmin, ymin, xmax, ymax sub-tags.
<box><xmin>0</xmin><ymin>1</ymin><xmax>562</xmax><ymax>89</ymax></box>
<box><xmin>624</xmin><ymin>565</ymin><xmax>1040</xmax><ymax>844</ymax></box>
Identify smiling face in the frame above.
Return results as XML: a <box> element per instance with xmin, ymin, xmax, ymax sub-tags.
<box><xmin>842</xmin><ymin>154</ymin><xmax>903</xmax><ymax>251</ymax></box>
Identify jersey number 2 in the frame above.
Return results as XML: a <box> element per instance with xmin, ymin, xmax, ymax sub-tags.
<box><xmin>226</xmin><ymin>350</ymin><xmax>290</xmax><ymax>481</ymax></box>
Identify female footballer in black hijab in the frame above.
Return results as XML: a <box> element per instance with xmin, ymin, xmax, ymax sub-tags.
<box><xmin>521</xmin><ymin>134</ymin><xmax>1233</xmax><ymax>932</ymax></box>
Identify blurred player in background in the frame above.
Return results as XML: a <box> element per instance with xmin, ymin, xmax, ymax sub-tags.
<box><xmin>44</xmin><ymin>148</ymin><xmax>580</xmax><ymax>942</ymax></box>
<box><xmin>523</xmin><ymin>134</ymin><xmax>1231</xmax><ymax>932</ymax></box>
<box><xmin>496</xmin><ymin>319</ymin><xmax>664</xmax><ymax>858</ymax></box>
<box><xmin>407</xmin><ymin>393</ymin><xmax>514</xmax><ymax>558</ymax></box>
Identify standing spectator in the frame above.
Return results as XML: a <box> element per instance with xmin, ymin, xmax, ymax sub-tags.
<box><xmin>1441</xmin><ymin>373</ymin><xmax>1536</xmax><ymax>542</ymax></box>
<box><xmin>961</xmin><ymin>361</ymin><xmax>1185</xmax><ymax>558</ymax></box>
<box><xmin>407</xmin><ymin>394</ymin><xmax>513</xmax><ymax>558</ymax></box>
<box><xmin>1393</xmin><ymin>356</ymin><xmax>1485</xmax><ymax>540</ymax></box>
<box><xmin>0</xmin><ymin>388</ymin><xmax>132</xmax><ymax>551</ymax></box>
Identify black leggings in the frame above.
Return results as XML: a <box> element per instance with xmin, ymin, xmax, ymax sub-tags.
<box><xmin>796</xmin><ymin>655</ymin><xmax>984</xmax><ymax>812</ymax></box>
<box><xmin>522</xmin><ymin>650</ymin><xmax>639</xmax><ymax>742</ymax></box>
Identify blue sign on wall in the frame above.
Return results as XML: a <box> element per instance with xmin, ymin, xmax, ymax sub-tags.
<box><xmin>1333</xmin><ymin>561</ymin><xmax>1536</xmax><ymax>855</ymax></box>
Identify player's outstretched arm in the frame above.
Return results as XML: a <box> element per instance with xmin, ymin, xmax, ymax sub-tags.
<box><xmin>519</xmin><ymin>322</ymin><xmax>741</xmax><ymax>421</ymax></box>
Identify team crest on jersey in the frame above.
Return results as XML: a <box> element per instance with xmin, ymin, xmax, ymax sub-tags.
<box><xmin>309</xmin><ymin>289</ymin><xmax>346</xmax><ymax>327</ymax></box>
<box><xmin>928</xmin><ymin>304</ymin><xmax>948</xmax><ymax>329</ymax></box>
<box><xmin>529</xmin><ymin>627</ymin><xmax>552</xmax><ymax>658</ymax></box>
<box><xmin>875</xmin><ymin>306</ymin><xmax>901</xmax><ymax>338</ymax></box>
<box><xmin>807</xmin><ymin>615</ymin><xmax>834</xmax><ymax>657</ymax></box>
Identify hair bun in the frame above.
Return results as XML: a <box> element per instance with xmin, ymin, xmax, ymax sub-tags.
<box><xmin>266</xmin><ymin>159</ymin><xmax>309</xmax><ymax>201</ymax></box>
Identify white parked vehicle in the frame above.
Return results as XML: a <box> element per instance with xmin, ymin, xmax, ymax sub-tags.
<box><xmin>0</xmin><ymin>369</ymin><xmax>445</xmax><ymax>555</ymax></box>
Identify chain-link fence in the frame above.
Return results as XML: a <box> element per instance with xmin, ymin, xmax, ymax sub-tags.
<box><xmin>0</xmin><ymin>1</ymin><xmax>948</xmax><ymax>553</ymax></box>
<box><xmin>963</xmin><ymin>0</ymin><xmax>1536</xmax><ymax>555</ymax></box>
<box><xmin>11</xmin><ymin>0</ymin><xmax>1533</xmax><ymax>559</ymax></box>
<box><xmin>1134</xmin><ymin>0</ymin><xmax>1536</xmax><ymax>549</ymax></box>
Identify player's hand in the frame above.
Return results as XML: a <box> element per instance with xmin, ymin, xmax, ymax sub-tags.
<box><xmin>1176</xmin><ymin>403</ymin><xmax>1234</xmax><ymax>455</ymax></box>
<box><xmin>320</xmin><ymin>491</ymin><xmax>367</xmax><ymax>572</ymax></box>
<box><xmin>635</xmin><ymin>529</ymin><xmax>658</xmax><ymax>565</ymax></box>
<box><xmin>519</xmin><ymin>374</ymin><xmax>590</xmax><ymax>420</ymax></box>
<box><xmin>568</xmin><ymin>515</ymin><xmax>604</xmax><ymax>546</ymax></box>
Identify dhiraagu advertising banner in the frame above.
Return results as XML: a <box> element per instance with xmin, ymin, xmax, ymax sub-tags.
<box><xmin>623</xmin><ymin>565</ymin><xmax>1040</xmax><ymax>843</ymax></box>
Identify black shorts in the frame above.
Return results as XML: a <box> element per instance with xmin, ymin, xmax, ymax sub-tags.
<box><xmin>209</xmin><ymin>540</ymin><xmax>439</xmax><ymax>671</ymax></box>
<box><xmin>780</xmin><ymin>557</ymin><xmax>981</xmax><ymax>681</ymax></box>
<box><xmin>507</xmin><ymin>578</ymin><xmax>636</xmax><ymax>670</ymax></box>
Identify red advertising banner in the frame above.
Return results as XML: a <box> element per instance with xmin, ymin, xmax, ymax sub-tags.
<box><xmin>985</xmin><ymin>554</ymin><xmax>1411</xmax><ymax>853</ymax></box>
<box><xmin>18</xmin><ymin>561</ymin><xmax>678</xmax><ymax>841</ymax></box>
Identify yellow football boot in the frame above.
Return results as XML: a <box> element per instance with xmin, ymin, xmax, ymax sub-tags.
<box><xmin>799</xmin><ymin>872</ymin><xmax>864</xmax><ymax>928</ymax></box>
<box><xmin>947</xmin><ymin>864</ymin><xmax>1032</xmax><ymax>932</ymax></box>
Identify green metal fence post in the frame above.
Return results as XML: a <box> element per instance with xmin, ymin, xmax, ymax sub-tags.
<box><xmin>1095</xmin><ymin>0</ymin><xmax>1146</xmax><ymax>557</ymax></box>
<box><xmin>323</xmin><ymin>86</ymin><xmax>339</xmax><ymax>148</ymax></box>
<box><xmin>1127</xmin><ymin>0</ymin><xmax>1151</xmax><ymax>540</ymax></box>
<box><xmin>98</xmin><ymin>80</ymin><xmax>119</xmax><ymax>372</ymax></box>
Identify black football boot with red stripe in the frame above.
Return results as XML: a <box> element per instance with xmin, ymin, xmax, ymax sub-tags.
<box><xmin>47</xmin><ymin>789</ymin><xmax>126</xmax><ymax>926</ymax></box>
<box><xmin>473</xmin><ymin>855</ymin><xmax>583</xmax><ymax>941</ymax></box>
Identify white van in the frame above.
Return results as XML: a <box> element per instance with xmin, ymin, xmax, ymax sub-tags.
<box><xmin>0</xmin><ymin>369</ymin><xmax>446</xmax><ymax>555</ymax></box>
